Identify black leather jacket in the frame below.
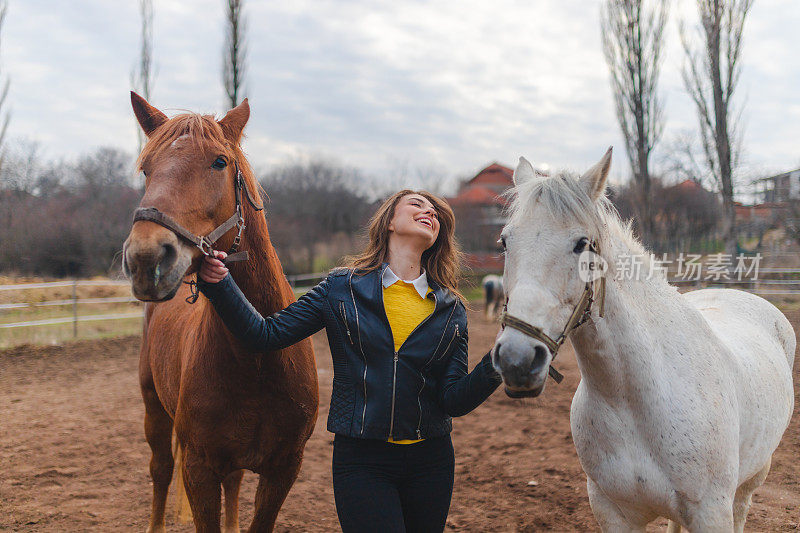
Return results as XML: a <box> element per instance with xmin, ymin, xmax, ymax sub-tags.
<box><xmin>197</xmin><ymin>264</ymin><xmax>502</xmax><ymax>440</ymax></box>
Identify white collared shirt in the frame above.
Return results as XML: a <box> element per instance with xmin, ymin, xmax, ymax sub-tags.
<box><xmin>382</xmin><ymin>266</ymin><xmax>429</xmax><ymax>299</ymax></box>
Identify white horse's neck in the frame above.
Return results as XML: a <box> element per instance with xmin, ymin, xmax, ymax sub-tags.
<box><xmin>568</xmin><ymin>237</ymin><xmax>703</xmax><ymax>400</ymax></box>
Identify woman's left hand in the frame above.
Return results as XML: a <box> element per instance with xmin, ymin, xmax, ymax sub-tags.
<box><xmin>199</xmin><ymin>250</ymin><xmax>229</xmax><ymax>283</ymax></box>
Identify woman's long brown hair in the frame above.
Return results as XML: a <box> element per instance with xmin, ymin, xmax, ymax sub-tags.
<box><xmin>345</xmin><ymin>190</ymin><xmax>465</xmax><ymax>303</ymax></box>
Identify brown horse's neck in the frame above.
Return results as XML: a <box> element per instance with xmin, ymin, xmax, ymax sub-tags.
<box><xmin>224</xmin><ymin>204</ymin><xmax>292</xmax><ymax>317</ymax></box>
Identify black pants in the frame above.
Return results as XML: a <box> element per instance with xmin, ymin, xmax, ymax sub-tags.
<box><xmin>332</xmin><ymin>433</ymin><xmax>455</xmax><ymax>533</ymax></box>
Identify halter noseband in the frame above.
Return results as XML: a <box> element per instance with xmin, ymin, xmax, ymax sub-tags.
<box><xmin>499</xmin><ymin>239</ymin><xmax>606</xmax><ymax>384</ymax></box>
<box><xmin>131</xmin><ymin>161</ymin><xmax>264</xmax><ymax>303</ymax></box>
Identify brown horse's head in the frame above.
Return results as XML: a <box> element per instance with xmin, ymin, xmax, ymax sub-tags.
<box><xmin>123</xmin><ymin>92</ymin><xmax>251</xmax><ymax>301</ymax></box>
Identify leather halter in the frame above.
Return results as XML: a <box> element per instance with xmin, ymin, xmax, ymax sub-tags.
<box><xmin>499</xmin><ymin>239</ymin><xmax>606</xmax><ymax>384</ymax></box>
<box><xmin>131</xmin><ymin>161</ymin><xmax>264</xmax><ymax>303</ymax></box>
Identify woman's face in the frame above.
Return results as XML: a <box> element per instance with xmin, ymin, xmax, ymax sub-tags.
<box><xmin>388</xmin><ymin>193</ymin><xmax>440</xmax><ymax>250</ymax></box>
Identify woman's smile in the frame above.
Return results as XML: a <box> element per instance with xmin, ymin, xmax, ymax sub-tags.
<box><xmin>415</xmin><ymin>215</ymin><xmax>435</xmax><ymax>230</ymax></box>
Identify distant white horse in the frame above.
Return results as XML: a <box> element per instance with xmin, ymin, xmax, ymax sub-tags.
<box><xmin>493</xmin><ymin>149</ymin><xmax>795</xmax><ymax>532</ymax></box>
<box><xmin>482</xmin><ymin>274</ymin><xmax>504</xmax><ymax>320</ymax></box>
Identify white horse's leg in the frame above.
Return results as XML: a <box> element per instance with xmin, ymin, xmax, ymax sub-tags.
<box><xmin>733</xmin><ymin>458</ymin><xmax>771</xmax><ymax>533</ymax></box>
<box><xmin>587</xmin><ymin>478</ymin><xmax>647</xmax><ymax>532</ymax></box>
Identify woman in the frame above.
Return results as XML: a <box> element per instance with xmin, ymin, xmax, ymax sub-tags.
<box><xmin>198</xmin><ymin>190</ymin><xmax>502</xmax><ymax>532</ymax></box>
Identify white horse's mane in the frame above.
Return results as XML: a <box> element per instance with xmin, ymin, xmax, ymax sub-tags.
<box><xmin>504</xmin><ymin>171</ymin><xmax>648</xmax><ymax>261</ymax></box>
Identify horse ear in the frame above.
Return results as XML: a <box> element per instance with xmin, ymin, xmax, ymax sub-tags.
<box><xmin>218</xmin><ymin>98</ymin><xmax>250</xmax><ymax>143</ymax></box>
<box><xmin>513</xmin><ymin>156</ymin><xmax>538</xmax><ymax>186</ymax></box>
<box><xmin>131</xmin><ymin>91</ymin><xmax>168</xmax><ymax>137</ymax></box>
<box><xmin>581</xmin><ymin>147</ymin><xmax>613</xmax><ymax>201</ymax></box>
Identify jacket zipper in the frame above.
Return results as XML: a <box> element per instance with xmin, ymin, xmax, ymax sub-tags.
<box><xmin>348</xmin><ymin>271</ymin><xmax>368</xmax><ymax>435</ymax></box>
<box><xmin>389</xmin><ymin>350</ymin><xmax>399</xmax><ymax>438</ymax></box>
<box><xmin>386</xmin><ymin>277</ymin><xmax>437</xmax><ymax>439</ymax></box>
<box><xmin>442</xmin><ymin>324</ymin><xmax>459</xmax><ymax>356</ymax></box>
<box><xmin>415</xmin><ymin>303</ymin><xmax>458</xmax><ymax>438</ymax></box>
<box><xmin>415</xmin><ymin>374</ymin><xmax>426</xmax><ymax>439</ymax></box>
<box><xmin>417</xmin><ymin>324</ymin><xmax>458</xmax><ymax>439</ymax></box>
<box><xmin>339</xmin><ymin>301</ymin><xmax>354</xmax><ymax>344</ymax></box>
<box><xmin>428</xmin><ymin>303</ymin><xmax>458</xmax><ymax>365</ymax></box>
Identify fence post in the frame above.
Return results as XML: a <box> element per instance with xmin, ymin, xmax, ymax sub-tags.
<box><xmin>72</xmin><ymin>280</ymin><xmax>78</xmax><ymax>338</ymax></box>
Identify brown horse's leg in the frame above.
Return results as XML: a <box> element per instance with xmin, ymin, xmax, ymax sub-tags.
<box><xmin>142</xmin><ymin>387</ymin><xmax>174</xmax><ymax>533</ymax></box>
<box><xmin>182</xmin><ymin>450</ymin><xmax>223</xmax><ymax>533</ymax></box>
<box><xmin>247</xmin><ymin>455</ymin><xmax>303</xmax><ymax>533</ymax></box>
<box><xmin>222</xmin><ymin>469</ymin><xmax>244</xmax><ymax>533</ymax></box>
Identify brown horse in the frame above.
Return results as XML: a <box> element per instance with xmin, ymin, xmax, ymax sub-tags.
<box><xmin>123</xmin><ymin>92</ymin><xmax>318</xmax><ymax>533</ymax></box>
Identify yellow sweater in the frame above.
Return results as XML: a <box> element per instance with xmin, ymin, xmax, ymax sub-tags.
<box><xmin>383</xmin><ymin>280</ymin><xmax>435</xmax><ymax>444</ymax></box>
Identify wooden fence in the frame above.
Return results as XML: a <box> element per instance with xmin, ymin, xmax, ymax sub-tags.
<box><xmin>0</xmin><ymin>280</ymin><xmax>142</xmax><ymax>336</ymax></box>
<box><xmin>2</xmin><ymin>267</ymin><xmax>797</xmax><ymax>338</ymax></box>
<box><xmin>0</xmin><ymin>273</ymin><xmax>329</xmax><ymax>336</ymax></box>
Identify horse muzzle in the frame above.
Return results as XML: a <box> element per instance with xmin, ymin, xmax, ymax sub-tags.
<box><xmin>123</xmin><ymin>228</ymin><xmax>193</xmax><ymax>301</ymax></box>
<box><xmin>492</xmin><ymin>328</ymin><xmax>553</xmax><ymax>398</ymax></box>
<box><xmin>504</xmin><ymin>383</ymin><xmax>546</xmax><ymax>398</ymax></box>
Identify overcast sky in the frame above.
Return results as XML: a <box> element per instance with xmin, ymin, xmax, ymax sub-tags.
<box><xmin>4</xmin><ymin>0</ymin><xmax>799</xmax><ymax>186</ymax></box>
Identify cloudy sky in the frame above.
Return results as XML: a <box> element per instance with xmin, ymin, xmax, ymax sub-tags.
<box><xmin>4</xmin><ymin>0</ymin><xmax>799</xmax><ymax>186</ymax></box>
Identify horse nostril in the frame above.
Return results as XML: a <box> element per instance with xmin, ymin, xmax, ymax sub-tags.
<box><xmin>151</xmin><ymin>243</ymin><xmax>178</xmax><ymax>287</ymax></box>
<box><xmin>160</xmin><ymin>243</ymin><xmax>177</xmax><ymax>271</ymax></box>
<box><xmin>528</xmin><ymin>345</ymin><xmax>550</xmax><ymax>374</ymax></box>
<box><xmin>492</xmin><ymin>343</ymin><xmax>502</xmax><ymax>367</ymax></box>
<box><xmin>533</xmin><ymin>345</ymin><xmax>547</xmax><ymax>365</ymax></box>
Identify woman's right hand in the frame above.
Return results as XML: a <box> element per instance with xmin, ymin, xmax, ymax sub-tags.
<box><xmin>199</xmin><ymin>250</ymin><xmax>229</xmax><ymax>283</ymax></box>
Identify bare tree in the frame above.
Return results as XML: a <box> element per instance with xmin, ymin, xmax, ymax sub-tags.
<box><xmin>261</xmin><ymin>158</ymin><xmax>372</xmax><ymax>272</ymax></box>
<box><xmin>601</xmin><ymin>0</ymin><xmax>669</xmax><ymax>244</ymax></box>
<box><xmin>0</xmin><ymin>146</ymin><xmax>139</xmax><ymax>276</ymax></box>
<box><xmin>681</xmin><ymin>0</ymin><xmax>754</xmax><ymax>257</ymax></box>
<box><xmin>660</xmin><ymin>130</ymin><xmax>713</xmax><ymax>187</ymax></box>
<box><xmin>0</xmin><ymin>140</ymin><xmax>41</xmax><ymax>195</ymax></box>
<box><xmin>0</xmin><ymin>0</ymin><xmax>11</xmax><ymax>172</ymax></box>
<box><xmin>613</xmin><ymin>175</ymin><xmax>722</xmax><ymax>252</ymax></box>
<box><xmin>223</xmin><ymin>0</ymin><xmax>247</xmax><ymax>109</ymax></box>
<box><xmin>380</xmin><ymin>157</ymin><xmax>453</xmax><ymax>198</ymax></box>
<box><xmin>131</xmin><ymin>0</ymin><xmax>154</xmax><ymax>155</ymax></box>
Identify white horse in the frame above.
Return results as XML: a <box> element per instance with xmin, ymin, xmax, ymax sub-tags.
<box><xmin>493</xmin><ymin>148</ymin><xmax>795</xmax><ymax>532</ymax></box>
<box><xmin>482</xmin><ymin>274</ymin><xmax>504</xmax><ymax>320</ymax></box>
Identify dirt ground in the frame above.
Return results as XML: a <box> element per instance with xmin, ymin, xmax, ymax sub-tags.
<box><xmin>2</xmin><ymin>308</ymin><xmax>800</xmax><ymax>532</ymax></box>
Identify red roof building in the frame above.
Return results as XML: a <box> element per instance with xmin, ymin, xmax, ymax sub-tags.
<box><xmin>448</xmin><ymin>162</ymin><xmax>525</xmax><ymax>269</ymax></box>
<box><xmin>448</xmin><ymin>162</ymin><xmax>514</xmax><ymax>208</ymax></box>
<box><xmin>672</xmin><ymin>179</ymin><xmax>706</xmax><ymax>193</ymax></box>
<box><xmin>462</xmin><ymin>163</ymin><xmax>515</xmax><ymax>192</ymax></box>
<box><xmin>734</xmin><ymin>202</ymin><xmax>784</xmax><ymax>222</ymax></box>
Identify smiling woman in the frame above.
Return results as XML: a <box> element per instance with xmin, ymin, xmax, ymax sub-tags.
<box><xmin>197</xmin><ymin>188</ymin><xmax>502</xmax><ymax>533</ymax></box>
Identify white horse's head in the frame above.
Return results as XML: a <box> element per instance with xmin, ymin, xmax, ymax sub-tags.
<box><xmin>493</xmin><ymin>148</ymin><xmax>613</xmax><ymax>398</ymax></box>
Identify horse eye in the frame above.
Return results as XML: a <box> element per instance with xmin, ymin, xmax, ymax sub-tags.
<box><xmin>211</xmin><ymin>157</ymin><xmax>227</xmax><ymax>170</ymax></box>
<box><xmin>498</xmin><ymin>237</ymin><xmax>507</xmax><ymax>250</ymax></box>
<box><xmin>573</xmin><ymin>237</ymin><xmax>589</xmax><ymax>254</ymax></box>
